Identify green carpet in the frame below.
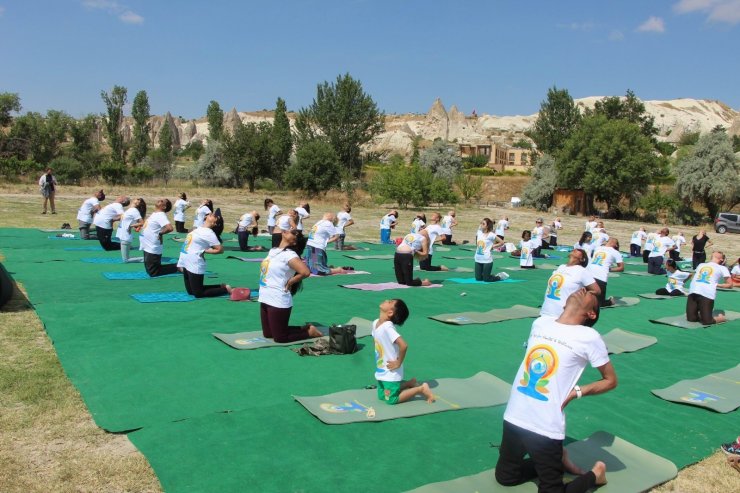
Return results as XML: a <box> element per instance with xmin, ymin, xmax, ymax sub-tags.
<box><xmin>2</xmin><ymin>227</ymin><xmax>739</xmax><ymax>492</ymax></box>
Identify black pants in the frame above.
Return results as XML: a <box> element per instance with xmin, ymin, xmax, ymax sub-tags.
<box><xmin>595</xmin><ymin>279</ymin><xmax>609</xmax><ymax>306</ymax></box>
<box><xmin>542</xmin><ymin>240</ymin><xmax>551</xmax><ymax>250</ymax></box>
<box><xmin>182</xmin><ymin>269</ymin><xmax>226</xmax><ymax>298</ymax></box>
<box><xmin>692</xmin><ymin>252</ymin><xmax>706</xmax><ymax>270</ymax></box>
<box><xmin>686</xmin><ymin>293</ymin><xmax>715</xmax><ymax>325</ymax></box>
<box><xmin>260</xmin><ymin>303</ymin><xmax>310</xmax><ymax>343</ymax></box>
<box><xmin>394</xmin><ymin>252</ymin><xmax>421</xmax><ymax>286</ymax></box>
<box><xmin>144</xmin><ymin>252</ymin><xmax>179</xmax><ymax>277</ymax></box>
<box><xmin>175</xmin><ymin>221</ymin><xmax>188</xmax><ymax>233</ymax></box>
<box><xmin>642</xmin><ymin>249</ymin><xmax>650</xmax><ymax>263</ymax></box>
<box><xmin>495</xmin><ymin>420</ymin><xmax>596</xmax><ymax>493</ymax></box>
<box><xmin>655</xmin><ymin>288</ymin><xmax>684</xmax><ymax>296</ymax></box>
<box><xmin>441</xmin><ymin>235</ymin><xmax>456</xmax><ymax>245</ymax></box>
<box><xmin>238</xmin><ymin>230</ymin><xmax>251</xmax><ymax>251</ymax></box>
<box><xmin>475</xmin><ymin>262</ymin><xmax>501</xmax><ymax>282</ymax></box>
<box><xmin>271</xmin><ymin>233</ymin><xmax>282</xmax><ymax>248</ymax></box>
<box><xmin>419</xmin><ymin>254</ymin><xmax>442</xmax><ymax>271</ymax></box>
<box><xmin>549</xmin><ymin>235</ymin><xmax>558</xmax><ymax>247</ymax></box>
<box><xmin>96</xmin><ymin>226</ymin><xmax>121</xmax><ymax>251</ymax></box>
<box><xmin>647</xmin><ymin>256</ymin><xmax>665</xmax><ymax>275</ymax></box>
<box><xmin>630</xmin><ymin>244</ymin><xmax>641</xmax><ymax>256</ymax></box>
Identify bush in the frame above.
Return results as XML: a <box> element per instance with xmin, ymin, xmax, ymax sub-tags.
<box><xmin>369</xmin><ymin>162</ymin><xmax>458</xmax><ymax>208</ymax></box>
<box><xmin>285</xmin><ymin>139</ymin><xmax>341</xmax><ymax>196</ymax></box>
<box><xmin>455</xmin><ymin>173</ymin><xmax>484</xmax><ymax>202</ymax></box>
<box><xmin>0</xmin><ymin>157</ymin><xmax>42</xmax><ymax>180</ymax></box>
<box><xmin>465</xmin><ymin>167</ymin><xmax>495</xmax><ymax>176</ymax></box>
<box><xmin>128</xmin><ymin>165</ymin><xmax>155</xmax><ymax>185</ymax></box>
<box><xmin>100</xmin><ymin>161</ymin><xmax>128</xmax><ymax>185</ymax></box>
<box><xmin>51</xmin><ymin>156</ymin><xmax>83</xmax><ymax>185</ymax></box>
<box><xmin>668</xmin><ymin>204</ymin><xmax>706</xmax><ymax>226</ymax></box>
<box><xmin>462</xmin><ymin>155</ymin><xmax>490</xmax><ymax>169</ymax></box>
<box><xmin>678</xmin><ymin>131</ymin><xmax>700</xmax><ymax>146</ymax></box>
<box><xmin>180</xmin><ymin>140</ymin><xmax>205</xmax><ymax>161</ymax></box>
<box><xmin>655</xmin><ymin>141</ymin><xmax>676</xmax><ymax>157</ymax></box>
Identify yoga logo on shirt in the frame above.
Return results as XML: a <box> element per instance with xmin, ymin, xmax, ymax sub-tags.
<box><xmin>308</xmin><ymin>225</ymin><xmax>318</xmax><ymax>240</ymax></box>
<box><xmin>258</xmin><ymin>258</ymin><xmax>270</xmax><ymax>287</ymax></box>
<box><xmin>403</xmin><ymin>234</ymin><xmax>415</xmax><ymax>247</ymax></box>
<box><xmin>591</xmin><ymin>251</ymin><xmax>606</xmax><ymax>266</ymax></box>
<box><xmin>545</xmin><ymin>273</ymin><xmax>565</xmax><ymax>300</ymax></box>
<box><xmin>517</xmin><ymin>344</ymin><xmax>558</xmax><ymax>401</ymax></box>
<box><xmin>476</xmin><ymin>240</ymin><xmax>486</xmax><ymax>256</ymax></box>
<box><xmin>695</xmin><ymin>266</ymin><xmax>713</xmax><ymax>284</ymax></box>
<box><xmin>181</xmin><ymin>233</ymin><xmax>193</xmax><ymax>253</ymax></box>
<box><xmin>520</xmin><ymin>247</ymin><xmax>529</xmax><ymax>259</ymax></box>
<box><xmin>374</xmin><ymin>341</ymin><xmax>385</xmax><ymax>375</ymax></box>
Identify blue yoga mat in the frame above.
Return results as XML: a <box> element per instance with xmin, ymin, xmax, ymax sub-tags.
<box><xmin>82</xmin><ymin>256</ymin><xmax>175</xmax><ymax>264</ymax></box>
<box><xmin>64</xmin><ymin>246</ymin><xmax>104</xmax><ymax>251</ymax></box>
<box><xmin>445</xmin><ymin>277</ymin><xmax>526</xmax><ymax>284</ymax></box>
<box><xmin>103</xmin><ymin>271</ymin><xmax>181</xmax><ymax>280</ymax></box>
<box><xmin>48</xmin><ymin>235</ymin><xmax>79</xmax><ymax>240</ymax></box>
<box><xmin>130</xmin><ymin>292</ymin><xmax>196</xmax><ymax>303</ymax></box>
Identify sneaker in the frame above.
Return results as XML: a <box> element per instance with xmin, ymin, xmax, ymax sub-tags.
<box><xmin>497</xmin><ymin>272</ymin><xmax>510</xmax><ymax>281</ymax></box>
<box><xmin>721</xmin><ymin>437</ymin><xmax>740</xmax><ymax>456</ymax></box>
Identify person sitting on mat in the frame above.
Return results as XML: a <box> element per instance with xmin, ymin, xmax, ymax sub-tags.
<box><xmin>655</xmin><ymin>259</ymin><xmax>690</xmax><ymax>296</ymax></box>
<box><xmin>586</xmin><ymin>238</ymin><xmax>624</xmax><ymax>307</ymax></box>
<box><xmin>192</xmin><ymin>199</ymin><xmax>212</xmax><ymax>229</ymax></box>
<box><xmin>178</xmin><ymin>213</ymin><xmax>232</xmax><ymax>298</ymax></box>
<box><xmin>304</xmin><ymin>213</ymin><xmax>351</xmax><ymax>275</ymax></box>
<box><xmin>258</xmin><ymin>228</ymin><xmax>323</xmax><ymax>343</ymax></box>
<box><xmin>236</xmin><ymin>210</ymin><xmax>264</xmax><ymax>252</ymax></box>
<box><xmin>474</xmin><ymin>218</ymin><xmax>509</xmax><ymax>282</ymax></box>
<box><xmin>272</xmin><ymin>209</ymin><xmax>298</xmax><ymax>248</ymax></box>
<box><xmin>394</xmin><ymin>229</ymin><xmax>432</xmax><ymax>287</ymax></box>
<box><xmin>93</xmin><ymin>196</ymin><xmax>129</xmax><ymax>251</ymax></box>
<box><xmin>116</xmin><ymin>198</ymin><xmax>146</xmax><ymax>263</ymax></box>
<box><xmin>686</xmin><ymin>251</ymin><xmax>732</xmax><ymax>325</ymax></box>
<box><xmin>419</xmin><ymin>212</ymin><xmax>449</xmax><ymax>272</ymax></box>
<box><xmin>173</xmin><ymin>192</ymin><xmax>190</xmax><ymax>233</ymax></box>
<box><xmin>574</xmin><ymin>231</ymin><xmax>594</xmax><ymax>261</ymax></box>
<box><xmin>379</xmin><ymin>210</ymin><xmax>399</xmax><ymax>245</ymax></box>
<box><xmin>511</xmin><ymin>230</ymin><xmax>535</xmax><ymax>269</ymax></box>
<box><xmin>495</xmin><ymin>288</ymin><xmax>616</xmax><ymax>492</ymax></box>
<box><xmin>76</xmin><ymin>189</ymin><xmax>105</xmax><ymax>240</ymax></box>
<box><xmin>335</xmin><ymin>203</ymin><xmax>357</xmax><ymax>251</ymax></box>
<box><xmin>540</xmin><ymin>248</ymin><xmax>601</xmax><ymax>318</ymax></box>
<box><xmin>629</xmin><ymin>227</ymin><xmax>647</xmax><ymax>257</ymax></box>
<box><xmin>373</xmin><ymin>298</ymin><xmax>435</xmax><ymax>405</ymax></box>
<box><xmin>140</xmin><ymin>198</ymin><xmax>179</xmax><ymax>277</ymax></box>
<box><xmin>642</xmin><ymin>230</ymin><xmax>658</xmax><ymax>264</ymax></box>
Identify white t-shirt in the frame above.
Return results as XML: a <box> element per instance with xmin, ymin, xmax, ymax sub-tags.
<box><xmin>267</xmin><ymin>204</ymin><xmax>281</xmax><ymax>227</ymax></box>
<box><xmin>540</xmin><ymin>265</ymin><xmax>596</xmax><ymax>317</ymax></box>
<box><xmin>732</xmin><ymin>265</ymin><xmax>740</xmax><ymax>277</ymax></box>
<box><xmin>295</xmin><ymin>207</ymin><xmax>310</xmax><ymax>231</ymax></box>
<box><xmin>475</xmin><ymin>231</ymin><xmax>498</xmax><ymax>264</ymax></box>
<box><xmin>504</xmin><ymin>317</ymin><xmax>609</xmax><ymax>440</ymax></box>
<box><xmin>306</xmin><ymin>220</ymin><xmax>335</xmax><ymax>250</ymax></box>
<box><xmin>410</xmin><ymin>218</ymin><xmax>425</xmax><ymax>234</ymax></box>
<box><xmin>336</xmin><ymin>211</ymin><xmax>352</xmax><ymax>234</ymax></box>
<box><xmin>441</xmin><ymin>215</ymin><xmax>454</xmax><ymax>235</ymax></box>
<box><xmin>587</xmin><ymin>246</ymin><xmax>623</xmax><ymax>282</ymax></box>
<box><xmin>495</xmin><ymin>219</ymin><xmax>509</xmax><ymax>237</ymax></box>
<box><xmin>77</xmin><ymin>197</ymin><xmax>100</xmax><ymax>223</ymax></box>
<box><xmin>276</xmin><ymin>214</ymin><xmax>293</xmax><ymax>231</ymax></box>
<box><xmin>237</xmin><ymin>213</ymin><xmax>255</xmax><ymax>232</ymax></box>
<box><xmin>173</xmin><ymin>199</ymin><xmax>190</xmax><ymax>222</ymax></box>
<box><xmin>672</xmin><ymin>235</ymin><xmax>686</xmax><ymax>253</ymax></box>
<box><xmin>380</xmin><ymin>214</ymin><xmax>396</xmax><ymax>230</ymax></box>
<box><xmin>139</xmin><ymin>211</ymin><xmax>171</xmax><ymax>255</ymax></box>
<box><xmin>373</xmin><ymin>319</ymin><xmax>403</xmax><ymax>382</ymax></box>
<box><xmin>177</xmin><ymin>227</ymin><xmax>220</xmax><ymax>275</ymax></box>
<box><xmin>689</xmin><ymin>262</ymin><xmax>730</xmax><ymax>300</ymax></box>
<box><xmin>519</xmin><ymin>239</ymin><xmax>534</xmax><ymax>267</ymax></box>
<box><xmin>397</xmin><ymin>232</ymin><xmax>424</xmax><ymax>253</ymax></box>
<box><xmin>115</xmin><ymin>208</ymin><xmax>142</xmax><ymax>243</ymax></box>
<box><xmin>193</xmin><ymin>205</ymin><xmax>211</xmax><ymax>228</ymax></box>
<box><xmin>425</xmin><ymin>224</ymin><xmax>443</xmax><ymax>255</ymax></box>
<box><xmin>550</xmin><ymin>220</ymin><xmax>562</xmax><ymax>238</ymax></box>
<box><xmin>591</xmin><ymin>230</ymin><xmax>609</xmax><ymax>249</ymax></box>
<box><xmin>258</xmin><ymin>248</ymin><xmax>299</xmax><ymax>308</ymax></box>
<box><xmin>92</xmin><ymin>203</ymin><xmax>124</xmax><ymax>229</ymax></box>
<box><xmin>531</xmin><ymin>226</ymin><xmax>544</xmax><ymax>248</ymax></box>
<box><xmin>574</xmin><ymin>241</ymin><xmax>595</xmax><ymax>260</ymax></box>
<box><xmin>585</xmin><ymin>220</ymin><xmax>598</xmax><ymax>232</ymax></box>
<box><xmin>631</xmin><ymin>230</ymin><xmax>647</xmax><ymax>246</ymax></box>
<box><xmin>644</xmin><ymin>233</ymin><xmax>657</xmax><ymax>253</ymax></box>
<box><xmin>665</xmin><ymin>269</ymin><xmax>691</xmax><ymax>294</ymax></box>
<box><xmin>649</xmin><ymin>236</ymin><xmax>675</xmax><ymax>258</ymax></box>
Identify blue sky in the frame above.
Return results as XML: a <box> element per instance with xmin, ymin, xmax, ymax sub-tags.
<box><xmin>1</xmin><ymin>1</ymin><xmax>739</xmax><ymax>119</ymax></box>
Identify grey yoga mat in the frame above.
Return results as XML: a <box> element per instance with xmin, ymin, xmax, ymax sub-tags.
<box><xmin>602</xmin><ymin>296</ymin><xmax>640</xmax><ymax>309</ymax></box>
<box><xmin>213</xmin><ymin>317</ymin><xmax>372</xmax><ymax>350</ymax></box>
<box><xmin>429</xmin><ymin>305</ymin><xmax>540</xmax><ymax>325</ymax></box>
<box><xmin>294</xmin><ymin>371</ymin><xmax>510</xmax><ymax>424</ymax></box>
<box><xmin>601</xmin><ymin>329</ymin><xmax>657</xmax><ymax>354</ymax></box>
<box><xmin>342</xmin><ymin>254</ymin><xmax>395</xmax><ymax>260</ymax></box>
<box><xmin>406</xmin><ymin>431</ymin><xmax>677</xmax><ymax>493</ymax></box>
<box><xmin>652</xmin><ymin>364</ymin><xmax>740</xmax><ymax>413</ymax></box>
<box><xmin>649</xmin><ymin>310</ymin><xmax>740</xmax><ymax>329</ymax></box>
<box><xmin>638</xmin><ymin>293</ymin><xmax>681</xmax><ymax>300</ymax></box>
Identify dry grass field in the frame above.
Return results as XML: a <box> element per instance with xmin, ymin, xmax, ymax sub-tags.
<box><xmin>1</xmin><ymin>181</ymin><xmax>738</xmax><ymax>492</ymax></box>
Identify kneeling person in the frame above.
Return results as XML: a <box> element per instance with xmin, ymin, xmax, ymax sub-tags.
<box><xmin>178</xmin><ymin>213</ymin><xmax>231</xmax><ymax>298</ymax></box>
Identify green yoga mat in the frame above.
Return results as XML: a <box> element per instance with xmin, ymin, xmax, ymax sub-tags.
<box><xmin>294</xmin><ymin>371</ymin><xmax>510</xmax><ymax>424</ymax></box>
<box><xmin>213</xmin><ymin>317</ymin><xmax>372</xmax><ymax>350</ymax></box>
<box><xmin>429</xmin><ymin>305</ymin><xmax>541</xmax><ymax>325</ymax></box>
<box><xmin>652</xmin><ymin>364</ymin><xmax>740</xmax><ymax>413</ymax></box>
<box><xmin>602</xmin><ymin>296</ymin><xmax>639</xmax><ymax>309</ymax></box>
<box><xmin>342</xmin><ymin>254</ymin><xmax>395</xmax><ymax>260</ymax></box>
<box><xmin>445</xmin><ymin>278</ymin><xmax>525</xmax><ymax>285</ymax></box>
<box><xmin>638</xmin><ymin>293</ymin><xmax>681</xmax><ymax>300</ymax></box>
<box><xmin>504</xmin><ymin>263</ymin><xmax>559</xmax><ymax>271</ymax></box>
<box><xmin>650</xmin><ymin>310</ymin><xmax>740</xmax><ymax>329</ymax></box>
<box><xmin>622</xmin><ymin>270</ymin><xmax>656</xmax><ymax>277</ymax></box>
<box><xmin>442</xmin><ymin>255</ymin><xmax>471</xmax><ymax>260</ymax></box>
<box><xmin>602</xmin><ymin>329</ymin><xmax>657</xmax><ymax>354</ymax></box>
<box><xmin>407</xmin><ymin>431</ymin><xmax>677</xmax><ymax>493</ymax></box>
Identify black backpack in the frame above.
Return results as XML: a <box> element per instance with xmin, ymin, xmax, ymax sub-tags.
<box><xmin>329</xmin><ymin>324</ymin><xmax>357</xmax><ymax>354</ymax></box>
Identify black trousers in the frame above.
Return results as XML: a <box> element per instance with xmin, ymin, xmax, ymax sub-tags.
<box><xmin>96</xmin><ymin>226</ymin><xmax>121</xmax><ymax>251</ymax></box>
<box><xmin>549</xmin><ymin>235</ymin><xmax>558</xmax><ymax>247</ymax></box>
<box><xmin>441</xmin><ymin>235</ymin><xmax>456</xmax><ymax>245</ymax></box>
<box><xmin>394</xmin><ymin>252</ymin><xmax>421</xmax><ymax>286</ymax></box>
<box><xmin>630</xmin><ymin>244</ymin><xmax>641</xmax><ymax>257</ymax></box>
<box><xmin>271</xmin><ymin>233</ymin><xmax>282</xmax><ymax>248</ymax></box>
<box><xmin>238</xmin><ymin>230</ymin><xmax>251</xmax><ymax>251</ymax></box>
<box><xmin>595</xmin><ymin>279</ymin><xmax>609</xmax><ymax>306</ymax></box>
<box><xmin>144</xmin><ymin>252</ymin><xmax>179</xmax><ymax>277</ymax></box>
<box><xmin>474</xmin><ymin>262</ymin><xmax>501</xmax><ymax>282</ymax></box>
<box><xmin>686</xmin><ymin>293</ymin><xmax>715</xmax><ymax>325</ymax></box>
<box><xmin>647</xmin><ymin>256</ymin><xmax>665</xmax><ymax>275</ymax></box>
<box><xmin>495</xmin><ymin>420</ymin><xmax>597</xmax><ymax>493</ymax></box>
<box><xmin>692</xmin><ymin>252</ymin><xmax>706</xmax><ymax>270</ymax></box>
<box><xmin>175</xmin><ymin>221</ymin><xmax>188</xmax><ymax>233</ymax></box>
<box><xmin>419</xmin><ymin>254</ymin><xmax>442</xmax><ymax>271</ymax></box>
<box><xmin>655</xmin><ymin>288</ymin><xmax>684</xmax><ymax>296</ymax></box>
<box><xmin>642</xmin><ymin>249</ymin><xmax>650</xmax><ymax>263</ymax></box>
<box><xmin>182</xmin><ymin>269</ymin><xmax>226</xmax><ymax>298</ymax></box>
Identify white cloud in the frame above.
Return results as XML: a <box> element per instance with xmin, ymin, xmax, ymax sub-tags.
<box><xmin>637</xmin><ymin>16</ymin><xmax>666</xmax><ymax>32</ymax></box>
<box><xmin>81</xmin><ymin>0</ymin><xmax>143</xmax><ymax>24</ymax></box>
<box><xmin>609</xmin><ymin>29</ymin><xmax>625</xmax><ymax>41</ymax></box>
<box><xmin>674</xmin><ymin>0</ymin><xmax>740</xmax><ymax>24</ymax></box>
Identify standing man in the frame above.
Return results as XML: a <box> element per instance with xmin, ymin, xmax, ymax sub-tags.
<box><xmin>495</xmin><ymin>289</ymin><xmax>617</xmax><ymax>492</ymax></box>
<box><xmin>39</xmin><ymin>167</ymin><xmax>57</xmax><ymax>214</ymax></box>
<box><xmin>647</xmin><ymin>228</ymin><xmax>676</xmax><ymax>275</ymax></box>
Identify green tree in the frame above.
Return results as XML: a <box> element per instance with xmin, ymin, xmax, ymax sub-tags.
<box><xmin>733</xmin><ymin>135</ymin><xmax>740</xmax><ymax>153</ymax></box>
<box><xmin>522</xmin><ymin>153</ymin><xmax>558</xmax><ymax>211</ymax></box>
<box><xmin>285</xmin><ymin>139</ymin><xmax>342</xmax><ymax>196</ymax></box>
<box><xmin>158</xmin><ymin>117</ymin><xmax>174</xmax><ymax>158</ymax></box>
<box><xmin>130</xmin><ymin>90</ymin><xmax>151</xmax><ymax>165</ymax></box>
<box><xmin>528</xmin><ymin>86</ymin><xmax>581</xmax><ymax>154</ymax></box>
<box><xmin>271</xmin><ymin>97</ymin><xmax>292</xmax><ymax>185</ymax></box>
<box><xmin>0</xmin><ymin>92</ymin><xmax>22</xmax><ymax>127</ymax></box>
<box><xmin>8</xmin><ymin>110</ymin><xmax>71</xmax><ymax>164</ymax></box>
<box><xmin>558</xmin><ymin>115</ymin><xmax>661</xmax><ymax>211</ymax></box>
<box><xmin>100</xmin><ymin>85</ymin><xmax>127</xmax><ymax>164</ymax></box>
<box><xmin>369</xmin><ymin>161</ymin><xmax>457</xmax><ymax>208</ymax></box>
<box><xmin>191</xmin><ymin>140</ymin><xmax>232</xmax><ymax>186</ymax></box>
<box><xmin>295</xmin><ymin>73</ymin><xmax>384</xmax><ymax>177</ymax></box>
<box><xmin>222</xmin><ymin>121</ymin><xmax>273</xmax><ymax>191</ymax></box>
<box><xmin>674</xmin><ymin>131</ymin><xmax>740</xmax><ymax>219</ymax></box>
<box><xmin>419</xmin><ymin>139</ymin><xmax>463</xmax><ymax>180</ymax></box>
<box><xmin>455</xmin><ymin>173</ymin><xmax>484</xmax><ymax>203</ymax></box>
<box><xmin>206</xmin><ymin>100</ymin><xmax>224</xmax><ymax>142</ymax></box>
<box><xmin>588</xmin><ymin>89</ymin><xmax>657</xmax><ymax>141</ymax></box>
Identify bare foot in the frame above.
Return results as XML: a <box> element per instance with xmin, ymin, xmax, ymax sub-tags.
<box><xmin>715</xmin><ymin>313</ymin><xmax>727</xmax><ymax>324</ymax></box>
<box><xmin>591</xmin><ymin>461</ymin><xmax>607</xmax><ymax>485</ymax></box>
<box><xmin>728</xmin><ymin>455</ymin><xmax>740</xmax><ymax>472</ymax></box>
<box><xmin>421</xmin><ymin>279</ymin><xmax>432</xmax><ymax>286</ymax></box>
<box><xmin>402</xmin><ymin>378</ymin><xmax>418</xmax><ymax>390</ymax></box>
<box><xmin>307</xmin><ymin>325</ymin><xmax>323</xmax><ymax>337</ymax></box>
<box><xmin>421</xmin><ymin>382</ymin><xmax>435</xmax><ymax>403</ymax></box>
<box><xmin>223</xmin><ymin>284</ymin><xmax>233</xmax><ymax>294</ymax></box>
<box><xmin>440</xmin><ymin>265</ymin><xmax>449</xmax><ymax>271</ymax></box>
<box><xmin>562</xmin><ymin>449</ymin><xmax>586</xmax><ymax>475</ymax></box>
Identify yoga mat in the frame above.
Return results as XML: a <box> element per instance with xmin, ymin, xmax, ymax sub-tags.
<box><xmin>48</xmin><ymin>235</ymin><xmax>79</xmax><ymax>240</ymax></box>
<box><xmin>504</xmin><ymin>263</ymin><xmax>559</xmax><ymax>271</ymax></box>
<box><xmin>602</xmin><ymin>296</ymin><xmax>640</xmax><ymax>309</ymax></box>
<box><xmin>652</xmin><ymin>364</ymin><xmax>740</xmax><ymax>413</ymax></box>
<box><xmin>82</xmin><ymin>256</ymin><xmax>174</xmax><ymax>264</ymax></box>
<box><xmin>607</xmin><ymin>272</ymin><xmax>620</xmax><ymax>278</ymax></box>
<box><xmin>64</xmin><ymin>246</ymin><xmax>104</xmax><ymax>251</ymax></box>
<box><xmin>407</xmin><ymin>431</ymin><xmax>677</xmax><ymax>493</ymax></box>
<box><xmin>638</xmin><ymin>293</ymin><xmax>681</xmax><ymax>300</ymax></box>
<box><xmin>649</xmin><ymin>311</ymin><xmax>740</xmax><ymax>329</ymax></box>
<box><xmin>342</xmin><ymin>254</ymin><xmax>395</xmax><ymax>260</ymax></box>
<box><xmin>341</xmin><ymin>282</ymin><xmax>443</xmax><ymax>291</ymax></box>
<box><xmin>429</xmin><ymin>305</ymin><xmax>540</xmax><ymax>325</ymax></box>
<box><xmin>294</xmin><ymin>371</ymin><xmax>510</xmax><ymax>424</ymax></box>
<box><xmin>622</xmin><ymin>271</ymin><xmax>656</xmax><ymax>277</ymax></box>
<box><xmin>310</xmin><ymin>270</ymin><xmax>370</xmax><ymax>277</ymax></box>
<box><xmin>441</xmin><ymin>256</ymin><xmax>471</xmax><ymax>260</ymax></box>
<box><xmin>213</xmin><ymin>317</ymin><xmax>372</xmax><ymax>350</ymax></box>
<box><xmin>226</xmin><ymin>255</ymin><xmax>264</xmax><ymax>262</ymax></box>
<box><xmin>103</xmin><ymin>271</ymin><xmax>182</xmax><ymax>280</ymax></box>
<box><xmin>602</xmin><ymin>329</ymin><xmax>657</xmax><ymax>354</ymax></box>
<box><xmin>130</xmin><ymin>292</ymin><xmax>197</xmax><ymax>303</ymax></box>
<box><xmin>445</xmin><ymin>278</ymin><xmax>526</xmax><ymax>285</ymax></box>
